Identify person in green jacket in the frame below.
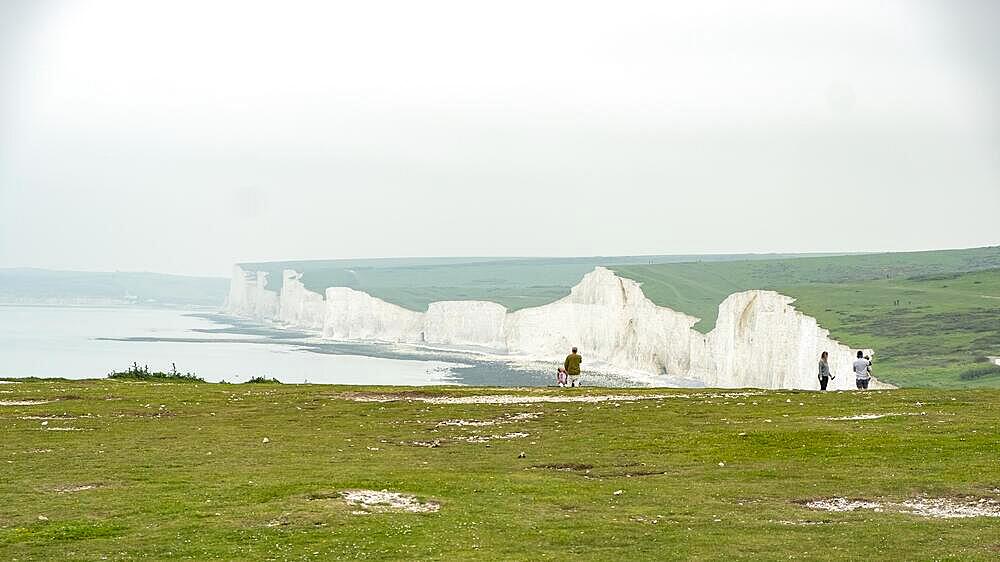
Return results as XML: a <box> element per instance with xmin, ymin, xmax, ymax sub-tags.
<box><xmin>564</xmin><ymin>347</ymin><xmax>582</xmax><ymax>387</ymax></box>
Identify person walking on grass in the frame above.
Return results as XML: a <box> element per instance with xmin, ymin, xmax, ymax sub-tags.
<box><xmin>818</xmin><ymin>351</ymin><xmax>835</xmax><ymax>390</ymax></box>
<box><xmin>564</xmin><ymin>347</ymin><xmax>582</xmax><ymax>387</ymax></box>
<box><xmin>853</xmin><ymin>350</ymin><xmax>872</xmax><ymax>390</ymax></box>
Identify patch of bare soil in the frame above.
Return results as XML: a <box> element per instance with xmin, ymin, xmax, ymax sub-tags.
<box><xmin>531</xmin><ymin>462</ymin><xmax>594</xmax><ymax>472</ymax></box>
<box><xmin>802</xmin><ymin>496</ymin><xmax>1000</xmax><ymax>519</ymax></box>
<box><xmin>340</xmin><ymin>489</ymin><xmax>440</xmax><ymax>514</ymax></box>
<box><xmin>436</xmin><ymin>411</ymin><xmax>542</xmax><ymax>427</ymax></box>
<box><xmin>459</xmin><ymin>432</ymin><xmax>529</xmax><ymax>443</ymax></box>
<box><xmin>818</xmin><ymin>413</ymin><xmax>925</xmax><ymax>421</ymax></box>
<box><xmin>409</xmin><ymin>439</ymin><xmax>442</xmax><ymax>448</ymax></box>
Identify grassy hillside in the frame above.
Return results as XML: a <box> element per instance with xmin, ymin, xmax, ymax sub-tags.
<box><xmin>613</xmin><ymin>247</ymin><xmax>1000</xmax><ymax>389</ymax></box>
<box><xmin>776</xmin><ymin>269</ymin><xmax>1000</xmax><ymax>388</ymax></box>
<box><xmin>612</xmin><ymin>246</ymin><xmax>1000</xmax><ymax>332</ymax></box>
<box><xmin>1</xmin><ymin>380</ymin><xmax>997</xmax><ymax>560</ymax></box>
<box><xmin>240</xmin><ymin>253</ymin><xmax>844</xmax><ymax>312</ymax></box>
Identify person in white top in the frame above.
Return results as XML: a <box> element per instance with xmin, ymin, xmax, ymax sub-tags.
<box><xmin>852</xmin><ymin>350</ymin><xmax>872</xmax><ymax>390</ymax></box>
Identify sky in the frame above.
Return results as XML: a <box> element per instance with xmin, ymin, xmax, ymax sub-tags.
<box><xmin>0</xmin><ymin>0</ymin><xmax>997</xmax><ymax>277</ymax></box>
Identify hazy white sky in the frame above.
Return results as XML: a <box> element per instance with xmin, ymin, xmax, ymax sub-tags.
<box><xmin>1</xmin><ymin>0</ymin><xmax>997</xmax><ymax>276</ymax></box>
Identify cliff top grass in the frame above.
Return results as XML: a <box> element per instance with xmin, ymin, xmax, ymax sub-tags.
<box><xmin>612</xmin><ymin>245</ymin><xmax>1000</xmax><ymax>332</ymax></box>
<box><xmin>1</xmin><ymin>379</ymin><xmax>998</xmax><ymax>561</ymax></box>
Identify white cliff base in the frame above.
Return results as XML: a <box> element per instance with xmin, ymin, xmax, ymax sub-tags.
<box><xmin>225</xmin><ymin>266</ymin><xmax>886</xmax><ymax>390</ymax></box>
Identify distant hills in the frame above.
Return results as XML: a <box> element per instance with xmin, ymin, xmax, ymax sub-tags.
<box><xmin>0</xmin><ymin>269</ymin><xmax>228</xmax><ymax>308</ymax></box>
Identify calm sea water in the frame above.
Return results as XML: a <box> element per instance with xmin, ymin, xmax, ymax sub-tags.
<box><xmin>0</xmin><ymin>306</ymin><xmax>462</xmax><ymax>385</ymax></box>
<box><xmin>0</xmin><ymin>305</ymin><xmax>673</xmax><ymax>387</ymax></box>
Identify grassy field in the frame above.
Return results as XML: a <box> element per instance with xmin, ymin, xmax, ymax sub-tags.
<box><xmin>772</xmin><ymin>269</ymin><xmax>1000</xmax><ymax>389</ymax></box>
<box><xmin>612</xmin><ymin>246</ymin><xmax>1000</xmax><ymax>332</ymax></box>
<box><xmin>1</xmin><ymin>380</ymin><xmax>998</xmax><ymax>560</ymax></box>
<box><xmin>613</xmin><ymin>247</ymin><xmax>1000</xmax><ymax>389</ymax></box>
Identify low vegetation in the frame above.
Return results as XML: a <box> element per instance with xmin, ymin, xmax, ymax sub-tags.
<box><xmin>106</xmin><ymin>362</ymin><xmax>204</xmax><ymax>383</ymax></box>
<box><xmin>245</xmin><ymin>376</ymin><xmax>282</xmax><ymax>384</ymax></box>
<box><xmin>959</xmin><ymin>365</ymin><xmax>1000</xmax><ymax>381</ymax></box>
<box><xmin>1</xmin><ymin>380</ymin><xmax>997</xmax><ymax>560</ymax></box>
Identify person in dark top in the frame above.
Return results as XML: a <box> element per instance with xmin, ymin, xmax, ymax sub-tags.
<box><xmin>817</xmin><ymin>351</ymin><xmax>834</xmax><ymax>390</ymax></box>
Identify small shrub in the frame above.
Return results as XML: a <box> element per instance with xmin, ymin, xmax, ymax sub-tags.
<box><xmin>108</xmin><ymin>362</ymin><xmax>204</xmax><ymax>383</ymax></box>
<box><xmin>245</xmin><ymin>376</ymin><xmax>281</xmax><ymax>384</ymax></box>
<box><xmin>972</xmin><ymin>355</ymin><xmax>991</xmax><ymax>363</ymax></box>
<box><xmin>958</xmin><ymin>364</ymin><xmax>1000</xmax><ymax>381</ymax></box>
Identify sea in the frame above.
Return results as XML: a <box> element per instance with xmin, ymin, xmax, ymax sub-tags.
<box><xmin>0</xmin><ymin>305</ymin><xmax>668</xmax><ymax>387</ymax></box>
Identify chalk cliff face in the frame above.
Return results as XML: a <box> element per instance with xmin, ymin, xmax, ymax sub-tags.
<box><xmin>225</xmin><ymin>266</ymin><xmax>278</xmax><ymax>321</ymax></box>
<box><xmin>225</xmin><ymin>265</ymin><xmax>878</xmax><ymax>390</ymax></box>
<box><xmin>278</xmin><ymin>271</ymin><xmax>326</xmax><ymax>329</ymax></box>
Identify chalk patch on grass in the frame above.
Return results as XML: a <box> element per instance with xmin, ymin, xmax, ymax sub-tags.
<box><xmin>53</xmin><ymin>484</ymin><xmax>99</xmax><ymax>493</ymax></box>
<box><xmin>773</xmin><ymin>519</ymin><xmax>838</xmax><ymax>526</ymax></box>
<box><xmin>341</xmin><ymin>391</ymin><xmax>763</xmax><ymax>405</ymax></box>
<box><xmin>818</xmin><ymin>412</ymin><xmax>925</xmax><ymax>421</ymax></box>
<box><xmin>41</xmin><ymin>427</ymin><xmax>92</xmax><ymax>431</ymax></box>
<box><xmin>436</xmin><ymin>419</ymin><xmax>496</xmax><ymax>427</ymax></box>
<box><xmin>437</xmin><ymin>412</ymin><xmax>541</xmax><ymax>427</ymax></box>
<box><xmin>459</xmin><ymin>432</ymin><xmax>529</xmax><ymax>443</ymax></box>
<box><xmin>804</xmin><ymin>497</ymin><xmax>1000</xmax><ymax>518</ymax></box>
<box><xmin>0</xmin><ymin>400</ymin><xmax>55</xmax><ymax>406</ymax></box>
<box><xmin>897</xmin><ymin>498</ymin><xmax>1000</xmax><ymax>519</ymax></box>
<box><xmin>804</xmin><ymin>498</ymin><xmax>882</xmax><ymax>512</ymax></box>
<box><xmin>341</xmin><ymin>490</ymin><xmax>440</xmax><ymax>514</ymax></box>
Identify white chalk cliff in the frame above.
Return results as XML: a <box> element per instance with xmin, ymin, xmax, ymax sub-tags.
<box><xmin>225</xmin><ymin>265</ymin><xmax>880</xmax><ymax>390</ymax></box>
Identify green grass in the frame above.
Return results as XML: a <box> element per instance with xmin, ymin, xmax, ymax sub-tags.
<box><xmin>1</xmin><ymin>380</ymin><xmax>997</xmax><ymax>560</ymax></box>
<box><xmin>772</xmin><ymin>269</ymin><xmax>1000</xmax><ymax>389</ymax></box>
<box><xmin>612</xmin><ymin>246</ymin><xmax>1000</xmax><ymax>332</ymax></box>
